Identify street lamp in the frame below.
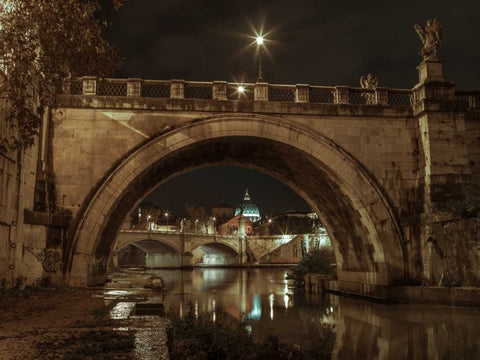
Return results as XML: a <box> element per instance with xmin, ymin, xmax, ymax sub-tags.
<box><xmin>164</xmin><ymin>212</ymin><xmax>169</xmax><ymax>231</ymax></box>
<box><xmin>237</xmin><ymin>85</ymin><xmax>245</xmax><ymax>99</ymax></box>
<box><xmin>256</xmin><ymin>35</ymin><xmax>265</xmax><ymax>82</ymax></box>
<box><xmin>147</xmin><ymin>215</ymin><xmax>151</xmax><ymax>230</ymax></box>
<box><xmin>212</xmin><ymin>217</ymin><xmax>216</xmax><ymax>234</ymax></box>
<box><xmin>195</xmin><ymin>219</ymin><xmax>198</xmax><ymax>233</ymax></box>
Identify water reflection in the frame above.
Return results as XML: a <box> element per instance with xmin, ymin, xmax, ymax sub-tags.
<box><xmin>140</xmin><ymin>268</ymin><xmax>480</xmax><ymax>359</ymax></box>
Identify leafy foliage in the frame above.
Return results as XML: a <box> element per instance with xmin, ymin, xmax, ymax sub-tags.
<box><xmin>0</xmin><ymin>0</ymin><xmax>122</xmax><ymax>153</ymax></box>
<box><xmin>167</xmin><ymin>305</ymin><xmax>335</xmax><ymax>360</ymax></box>
<box><xmin>185</xmin><ymin>204</ymin><xmax>209</xmax><ymax>232</ymax></box>
<box><xmin>287</xmin><ymin>248</ymin><xmax>336</xmax><ymax>287</ymax></box>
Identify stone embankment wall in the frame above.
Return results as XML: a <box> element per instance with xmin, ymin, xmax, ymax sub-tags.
<box><xmin>0</xmin><ymin>96</ymin><xmax>60</xmax><ymax>287</ymax></box>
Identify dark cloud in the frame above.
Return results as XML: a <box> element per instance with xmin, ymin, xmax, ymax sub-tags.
<box><xmin>98</xmin><ymin>0</ymin><xmax>480</xmax><ymax>217</ymax></box>
<box><xmin>102</xmin><ymin>0</ymin><xmax>480</xmax><ymax>88</ymax></box>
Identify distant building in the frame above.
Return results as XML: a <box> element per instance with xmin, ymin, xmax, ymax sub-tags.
<box><xmin>234</xmin><ymin>189</ymin><xmax>261</xmax><ymax>223</ymax></box>
<box><xmin>211</xmin><ymin>201</ymin><xmax>234</xmax><ymax>225</ymax></box>
<box><xmin>219</xmin><ymin>214</ymin><xmax>253</xmax><ymax>236</ymax></box>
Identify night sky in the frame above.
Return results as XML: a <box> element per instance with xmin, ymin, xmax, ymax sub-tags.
<box><xmin>99</xmin><ymin>0</ymin><xmax>480</xmax><ymax>218</ymax></box>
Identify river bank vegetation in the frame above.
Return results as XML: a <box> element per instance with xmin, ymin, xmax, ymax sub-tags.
<box><xmin>167</xmin><ymin>305</ymin><xmax>335</xmax><ymax>360</ymax></box>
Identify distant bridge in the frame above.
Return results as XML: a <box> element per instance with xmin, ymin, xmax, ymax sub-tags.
<box><xmin>114</xmin><ymin>230</ymin><xmax>315</xmax><ymax>266</ymax></box>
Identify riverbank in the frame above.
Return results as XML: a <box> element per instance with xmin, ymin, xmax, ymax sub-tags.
<box><xmin>305</xmin><ymin>275</ymin><xmax>480</xmax><ymax>307</ymax></box>
<box><xmin>0</xmin><ymin>283</ymin><xmax>169</xmax><ymax>359</ymax></box>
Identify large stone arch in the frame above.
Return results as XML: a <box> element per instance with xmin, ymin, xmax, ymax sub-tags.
<box><xmin>66</xmin><ymin>114</ymin><xmax>406</xmax><ymax>287</ymax></box>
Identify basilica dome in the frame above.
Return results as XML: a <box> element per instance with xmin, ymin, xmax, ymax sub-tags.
<box><xmin>234</xmin><ymin>189</ymin><xmax>261</xmax><ymax>223</ymax></box>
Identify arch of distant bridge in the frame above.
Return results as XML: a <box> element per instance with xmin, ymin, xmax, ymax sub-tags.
<box><xmin>114</xmin><ymin>231</ymin><xmax>241</xmax><ymax>255</ymax></box>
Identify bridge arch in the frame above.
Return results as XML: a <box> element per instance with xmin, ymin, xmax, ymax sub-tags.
<box><xmin>115</xmin><ymin>232</ymin><xmax>182</xmax><ymax>253</ymax></box>
<box><xmin>191</xmin><ymin>240</ymin><xmax>240</xmax><ymax>255</ymax></box>
<box><xmin>66</xmin><ymin>114</ymin><xmax>406</xmax><ymax>287</ymax></box>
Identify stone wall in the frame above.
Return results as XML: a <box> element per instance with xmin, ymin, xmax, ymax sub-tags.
<box><xmin>0</xmin><ymin>113</ymin><xmax>53</xmax><ymax>287</ymax></box>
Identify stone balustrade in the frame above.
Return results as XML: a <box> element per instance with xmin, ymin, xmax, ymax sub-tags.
<box><xmin>64</xmin><ymin>77</ymin><xmax>417</xmax><ymax>107</ymax></box>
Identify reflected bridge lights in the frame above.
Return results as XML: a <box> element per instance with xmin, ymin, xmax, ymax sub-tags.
<box><xmin>269</xmin><ymin>293</ymin><xmax>274</xmax><ymax>320</ymax></box>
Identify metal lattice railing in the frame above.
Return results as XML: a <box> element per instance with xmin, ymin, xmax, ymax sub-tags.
<box><xmin>388</xmin><ymin>91</ymin><xmax>412</xmax><ymax>106</ymax></box>
<box><xmin>226</xmin><ymin>84</ymin><xmax>254</xmax><ymax>100</ymax></box>
<box><xmin>349</xmin><ymin>88</ymin><xmax>371</xmax><ymax>105</ymax></box>
<box><xmin>268</xmin><ymin>85</ymin><xmax>295</xmax><ymax>102</ymax></box>
<box><xmin>309</xmin><ymin>87</ymin><xmax>334</xmax><ymax>103</ymax></box>
<box><xmin>62</xmin><ymin>78</ymin><xmax>420</xmax><ymax>108</ymax></box>
<box><xmin>184</xmin><ymin>82</ymin><xmax>212</xmax><ymax>99</ymax></box>
<box><xmin>455</xmin><ymin>91</ymin><xmax>479</xmax><ymax>108</ymax></box>
<box><xmin>69</xmin><ymin>80</ymin><xmax>83</xmax><ymax>95</ymax></box>
<box><xmin>141</xmin><ymin>81</ymin><xmax>170</xmax><ymax>98</ymax></box>
<box><xmin>97</xmin><ymin>80</ymin><xmax>127</xmax><ymax>96</ymax></box>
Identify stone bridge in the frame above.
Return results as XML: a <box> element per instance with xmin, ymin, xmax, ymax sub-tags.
<box><xmin>20</xmin><ymin>58</ymin><xmax>477</xmax><ymax>299</ymax></box>
<box><xmin>114</xmin><ymin>230</ymin><xmax>305</xmax><ymax>266</ymax></box>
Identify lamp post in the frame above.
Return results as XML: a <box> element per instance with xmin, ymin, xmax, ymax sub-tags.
<box><xmin>213</xmin><ymin>217</ymin><xmax>216</xmax><ymax>234</ymax></box>
<box><xmin>195</xmin><ymin>219</ymin><xmax>198</xmax><ymax>233</ymax></box>
<box><xmin>165</xmin><ymin>212</ymin><xmax>169</xmax><ymax>231</ymax></box>
<box><xmin>256</xmin><ymin>35</ymin><xmax>265</xmax><ymax>82</ymax></box>
<box><xmin>147</xmin><ymin>215</ymin><xmax>151</xmax><ymax>230</ymax></box>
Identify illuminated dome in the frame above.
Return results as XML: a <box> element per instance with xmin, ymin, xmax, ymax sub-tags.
<box><xmin>234</xmin><ymin>189</ymin><xmax>261</xmax><ymax>223</ymax></box>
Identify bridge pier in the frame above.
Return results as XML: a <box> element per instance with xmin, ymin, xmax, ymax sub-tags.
<box><xmin>413</xmin><ymin>60</ymin><xmax>480</xmax><ymax>286</ymax></box>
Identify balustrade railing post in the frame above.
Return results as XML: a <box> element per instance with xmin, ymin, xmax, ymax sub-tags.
<box><xmin>334</xmin><ymin>86</ymin><xmax>349</xmax><ymax>104</ymax></box>
<box><xmin>213</xmin><ymin>81</ymin><xmax>227</xmax><ymax>100</ymax></box>
<box><xmin>295</xmin><ymin>84</ymin><xmax>309</xmax><ymax>103</ymax></box>
<box><xmin>375</xmin><ymin>87</ymin><xmax>389</xmax><ymax>105</ymax></box>
<box><xmin>170</xmin><ymin>79</ymin><xmax>185</xmax><ymax>99</ymax></box>
<box><xmin>254</xmin><ymin>82</ymin><xmax>269</xmax><ymax>101</ymax></box>
<box><xmin>82</xmin><ymin>76</ymin><xmax>97</xmax><ymax>95</ymax></box>
<box><xmin>127</xmin><ymin>78</ymin><xmax>142</xmax><ymax>97</ymax></box>
<box><xmin>62</xmin><ymin>78</ymin><xmax>71</xmax><ymax>95</ymax></box>
<box><xmin>469</xmin><ymin>95</ymin><xmax>477</xmax><ymax>108</ymax></box>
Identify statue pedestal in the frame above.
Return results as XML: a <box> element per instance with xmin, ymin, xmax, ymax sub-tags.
<box><xmin>417</xmin><ymin>60</ymin><xmax>445</xmax><ymax>83</ymax></box>
<box><xmin>413</xmin><ymin>60</ymin><xmax>454</xmax><ymax>106</ymax></box>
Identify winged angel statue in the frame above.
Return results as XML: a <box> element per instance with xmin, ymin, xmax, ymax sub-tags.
<box><xmin>414</xmin><ymin>19</ymin><xmax>442</xmax><ymax>60</ymax></box>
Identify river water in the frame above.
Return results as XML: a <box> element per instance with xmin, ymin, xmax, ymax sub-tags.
<box><xmin>134</xmin><ymin>267</ymin><xmax>480</xmax><ymax>360</ymax></box>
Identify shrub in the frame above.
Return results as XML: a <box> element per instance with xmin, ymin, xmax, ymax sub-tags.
<box><xmin>167</xmin><ymin>305</ymin><xmax>336</xmax><ymax>360</ymax></box>
<box><xmin>287</xmin><ymin>248</ymin><xmax>336</xmax><ymax>287</ymax></box>
<box><xmin>167</xmin><ymin>306</ymin><xmax>305</xmax><ymax>360</ymax></box>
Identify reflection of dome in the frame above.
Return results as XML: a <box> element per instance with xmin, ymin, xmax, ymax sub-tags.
<box><xmin>235</xmin><ymin>189</ymin><xmax>261</xmax><ymax>223</ymax></box>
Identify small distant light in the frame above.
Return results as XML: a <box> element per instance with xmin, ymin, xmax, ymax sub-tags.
<box><xmin>256</xmin><ymin>36</ymin><xmax>264</xmax><ymax>45</ymax></box>
<box><xmin>238</xmin><ymin>85</ymin><xmax>245</xmax><ymax>93</ymax></box>
<box><xmin>164</xmin><ymin>212</ymin><xmax>168</xmax><ymax>217</ymax></box>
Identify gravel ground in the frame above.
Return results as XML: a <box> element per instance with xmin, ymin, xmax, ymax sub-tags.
<box><xmin>0</xmin><ymin>278</ymin><xmax>170</xmax><ymax>360</ymax></box>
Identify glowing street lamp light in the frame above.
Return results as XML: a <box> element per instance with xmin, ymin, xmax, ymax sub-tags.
<box><xmin>164</xmin><ymin>212</ymin><xmax>169</xmax><ymax>231</ymax></box>
<box><xmin>237</xmin><ymin>85</ymin><xmax>245</xmax><ymax>99</ymax></box>
<box><xmin>256</xmin><ymin>35</ymin><xmax>265</xmax><ymax>82</ymax></box>
<box><xmin>147</xmin><ymin>215</ymin><xmax>151</xmax><ymax>230</ymax></box>
<box><xmin>195</xmin><ymin>219</ymin><xmax>199</xmax><ymax>233</ymax></box>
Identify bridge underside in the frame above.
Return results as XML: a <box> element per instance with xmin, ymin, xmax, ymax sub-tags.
<box><xmin>66</xmin><ymin>120</ymin><xmax>407</xmax><ymax>289</ymax></box>
<box><xmin>117</xmin><ymin>239</ymin><xmax>240</xmax><ymax>268</ymax></box>
<box><xmin>195</xmin><ymin>243</ymin><xmax>239</xmax><ymax>266</ymax></box>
